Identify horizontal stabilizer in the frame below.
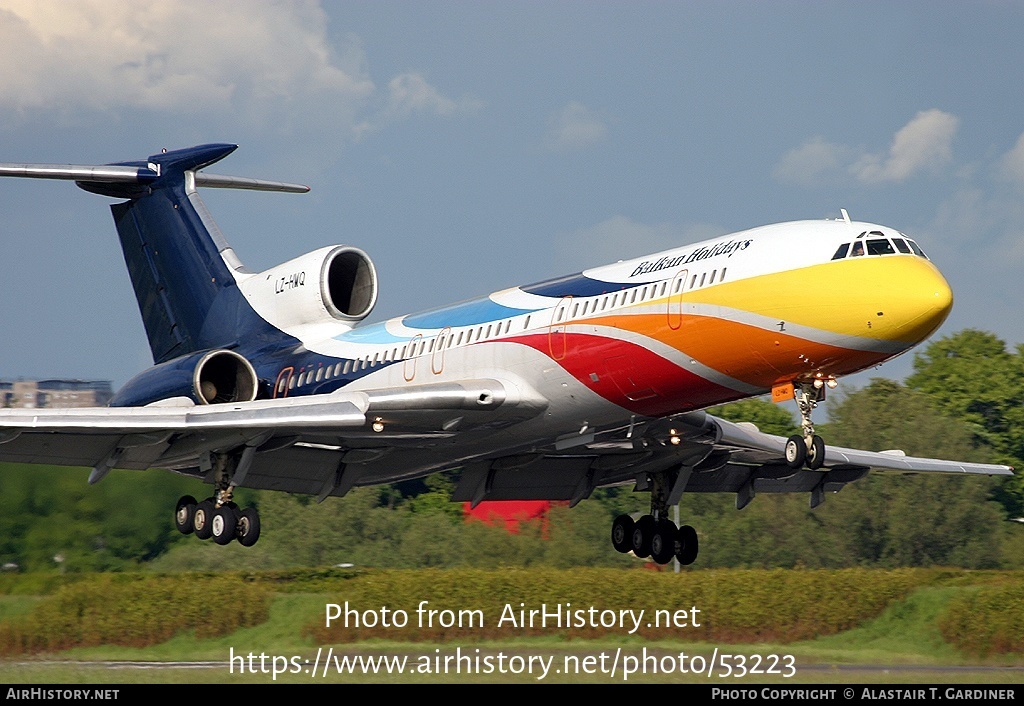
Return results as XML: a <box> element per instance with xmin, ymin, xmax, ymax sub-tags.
<box><xmin>0</xmin><ymin>163</ymin><xmax>158</xmax><ymax>183</ymax></box>
<box><xmin>193</xmin><ymin>173</ymin><xmax>310</xmax><ymax>193</ymax></box>
<box><xmin>0</xmin><ymin>157</ymin><xmax>309</xmax><ymax>194</ymax></box>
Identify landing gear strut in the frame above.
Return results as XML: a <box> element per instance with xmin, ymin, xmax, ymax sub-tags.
<box><xmin>173</xmin><ymin>451</ymin><xmax>262</xmax><ymax>547</ymax></box>
<box><xmin>611</xmin><ymin>470</ymin><xmax>699</xmax><ymax>566</ymax></box>
<box><xmin>784</xmin><ymin>379</ymin><xmax>833</xmax><ymax>471</ymax></box>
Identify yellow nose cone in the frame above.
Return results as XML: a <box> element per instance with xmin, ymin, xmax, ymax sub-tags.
<box><xmin>868</xmin><ymin>257</ymin><xmax>953</xmax><ymax>344</ymax></box>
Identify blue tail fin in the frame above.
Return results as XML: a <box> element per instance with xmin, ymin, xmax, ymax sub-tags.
<box><xmin>104</xmin><ymin>145</ymin><xmax>249</xmax><ymax>363</ymax></box>
<box><xmin>1</xmin><ymin>144</ymin><xmax>307</xmax><ymax>365</ymax></box>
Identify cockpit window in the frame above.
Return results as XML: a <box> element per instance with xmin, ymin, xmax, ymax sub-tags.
<box><xmin>891</xmin><ymin>238</ymin><xmax>912</xmax><ymax>254</ymax></box>
<box><xmin>866</xmin><ymin>239</ymin><xmax>895</xmax><ymax>256</ymax></box>
<box><xmin>835</xmin><ymin>233</ymin><xmax>928</xmax><ymax>260</ymax></box>
<box><xmin>906</xmin><ymin>239</ymin><xmax>929</xmax><ymax>259</ymax></box>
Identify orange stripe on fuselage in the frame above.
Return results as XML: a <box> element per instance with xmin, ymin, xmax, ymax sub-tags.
<box><xmin>585</xmin><ymin>313</ymin><xmax>892</xmax><ymax>389</ymax></box>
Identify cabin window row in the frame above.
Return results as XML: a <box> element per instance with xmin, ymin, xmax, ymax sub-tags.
<box><xmin>282</xmin><ymin>267</ymin><xmax>731</xmax><ymax>391</ymax></box>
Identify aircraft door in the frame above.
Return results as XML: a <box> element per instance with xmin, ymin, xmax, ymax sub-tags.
<box><xmin>404</xmin><ymin>334</ymin><xmax>423</xmax><ymax>382</ymax></box>
<box><xmin>431</xmin><ymin>327</ymin><xmax>451</xmax><ymax>375</ymax></box>
<box><xmin>667</xmin><ymin>269</ymin><xmax>688</xmax><ymax>330</ymax></box>
<box><xmin>549</xmin><ymin>296</ymin><xmax>572</xmax><ymax>361</ymax></box>
<box><xmin>273</xmin><ymin>367</ymin><xmax>294</xmax><ymax>398</ymax></box>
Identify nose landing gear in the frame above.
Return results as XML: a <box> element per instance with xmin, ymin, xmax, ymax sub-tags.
<box><xmin>783</xmin><ymin>377</ymin><xmax>835</xmax><ymax>471</ymax></box>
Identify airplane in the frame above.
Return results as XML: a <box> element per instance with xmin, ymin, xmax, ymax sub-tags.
<box><xmin>0</xmin><ymin>143</ymin><xmax>1012</xmax><ymax>565</ymax></box>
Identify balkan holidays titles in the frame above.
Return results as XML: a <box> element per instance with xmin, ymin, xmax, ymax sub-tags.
<box><xmin>629</xmin><ymin>238</ymin><xmax>753</xmax><ymax>278</ymax></box>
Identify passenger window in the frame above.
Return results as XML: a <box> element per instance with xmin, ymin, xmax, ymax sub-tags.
<box><xmin>832</xmin><ymin>243</ymin><xmax>850</xmax><ymax>260</ymax></box>
<box><xmin>315</xmin><ymin>368</ymin><xmax>323</xmax><ymax>382</ymax></box>
<box><xmin>709</xmin><ymin>270</ymin><xmax>716</xmax><ymax>284</ymax></box>
<box><xmin>343</xmin><ymin>361</ymin><xmax>351</xmax><ymax>374</ymax></box>
<box><xmin>334</xmin><ymin>363</ymin><xmax>342</xmax><ymax>376</ymax></box>
<box><xmin>699</xmin><ymin>272</ymin><xmax>706</xmax><ymax>287</ymax></box>
<box><xmin>720</xmin><ymin>267</ymin><xmax>727</xmax><ymax>281</ymax></box>
<box><xmin>690</xmin><ymin>274</ymin><xmax>697</xmax><ymax>289</ymax></box>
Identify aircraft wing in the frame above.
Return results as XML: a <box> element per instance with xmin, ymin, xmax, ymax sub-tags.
<box><xmin>0</xmin><ymin>378</ymin><xmax>548</xmax><ymax>490</ymax></box>
<box><xmin>710</xmin><ymin>415</ymin><xmax>1014</xmax><ymax>475</ymax></box>
<box><xmin>451</xmin><ymin>410</ymin><xmax>1013</xmax><ymax>509</ymax></box>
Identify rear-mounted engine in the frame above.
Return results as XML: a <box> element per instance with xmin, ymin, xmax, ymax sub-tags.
<box><xmin>110</xmin><ymin>349</ymin><xmax>258</xmax><ymax>407</ymax></box>
<box><xmin>239</xmin><ymin>245</ymin><xmax>378</xmax><ymax>330</ymax></box>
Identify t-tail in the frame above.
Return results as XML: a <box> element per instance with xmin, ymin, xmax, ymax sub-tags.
<box><xmin>2</xmin><ymin>145</ymin><xmax>381</xmax><ymax>407</ymax></box>
<box><xmin>0</xmin><ymin>144</ymin><xmax>309</xmax><ymax>364</ymax></box>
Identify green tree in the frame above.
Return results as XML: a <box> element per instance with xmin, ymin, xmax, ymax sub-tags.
<box><xmin>708</xmin><ymin>397</ymin><xmax>800</xmax><ymax>437</ymax></box>
<box><xmin>905</xmin><ymin>329</ymin><xmax>1024</xmax><ymax>516</ymax></box>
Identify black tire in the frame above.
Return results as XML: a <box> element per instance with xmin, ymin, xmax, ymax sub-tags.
<box><xmin>785</xmin><ymin>435</ymin><xmax>806</xmax><ymax>469</ymax></box>
<box><xmin>611</xmin><ymin>514</ymin><xmax>635</xmax><ymax>553</ymax></box>
<box><xmin>650</xmin><ymin>520</ymin><xmax>678</xmax><ymax>565</ymax></box>
<box><xmin>193</xmin><ymin>499</ymin><xmax>215</xmax><ymax>540</ymax></box>
<box><xmin>174</xmin><ymin>495</ymin><xmax>197</xmax><ymax>535</ymax></box>
<box><xmin>211</xmin><ymin>505</ymin><xmax>238</xmax><ymax>545</ymax></box>
<box><xmin>631</xmin><ymin>515</ymin><xmax>655</xmax><ymax>558</ymax></box>
<box><xmin>237</xmin><ymin>507</ymin><xmax>261</xmax><ymax>547</ymax></box>
<box><xmin>676</xmin><ymin>524</ymin><xmax>699</xmax><ymax>565</ymax></box>
<box><xmin>806</xmin><ymin>435</ymin><xmax>826</xmax><ymax>470</ymax></box>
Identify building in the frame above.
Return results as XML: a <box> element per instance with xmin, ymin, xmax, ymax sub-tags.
<box><xmin>0</xmin><ymin>379</ymin><xmax>113</xmax><ymax>409</ymax></box>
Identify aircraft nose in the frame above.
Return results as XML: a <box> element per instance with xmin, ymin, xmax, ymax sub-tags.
<box><xmin>887</xmin><ymin>259</ymin><xmax>953</xmax><ymax>343</ymax></box>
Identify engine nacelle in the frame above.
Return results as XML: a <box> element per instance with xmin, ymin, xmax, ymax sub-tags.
<box><xmin>239</xmin><ymin>245</ymin><xmax>378</xmax><ymax>330</ymax></box>
<box><xmin>110</xmin><ymin>349</ymin><xmax>258</xmax><ymax>407</ymax></box>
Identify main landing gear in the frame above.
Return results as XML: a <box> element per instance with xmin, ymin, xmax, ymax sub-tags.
<box><xmin>173</xmin><ymin>450</ymin><xmax>262</xmax><ymax>547</ymax></box>
<box><xmin>175</xmin><ymin>494</ymin><xmax>261</xmax><ymax>547</ymax></box>
<box><xmin>783</xmin><ymin>378</ymin><xmax>835</xmax><ymax>471</ymax></box>
<box><xmin>611</xmin><ymin>471</ymin><xmax>699</xmax><ymax>566</ymax></box>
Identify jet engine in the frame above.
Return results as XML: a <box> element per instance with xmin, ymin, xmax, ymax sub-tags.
<box><xmin>239</xmin><ymin>246</ymin><xmax>378</xmax><ymax>330</ymax></box>
<box><xmin>110</xmin><ymin>349</ymin><xmax>258</xmax><ymax>407</ymax></box>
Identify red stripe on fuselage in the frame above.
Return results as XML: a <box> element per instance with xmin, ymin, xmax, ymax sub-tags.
<box><xmin>505</xmin><ymin>333</ymin><xmax>744</xmax><ymax>417</ymax></box>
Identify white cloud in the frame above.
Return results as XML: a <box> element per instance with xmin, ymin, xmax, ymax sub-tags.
<box><xmin>354</xmin><ymin>72</ymin><xmax>483</xmax><ymax>137</ymax></box>
<box><xmin>544</xmin><ymin>101</ymin><xmax>609</xmax><ymax>152</ymax></box>
<box><xmin>998</xmin><ymin>132</ymin><xmax>1024</xmax><ymax>186</ymax></box>
<box><xmin>773</xmin><ymin>137</ymin><xmax>852</xmax><ymax>186</ymax></box>
<box><xmin>773</xmin><ymin>110</ymin><xmax>960</xmax><ymax>186</ymax></box>
<box><xmin>0</xmin><ymin>1</ymin><xmax>373</xmax><ymax>115</ymax></box>
<box><xmin>0</xmin><ymin>1</ymin><xmax>478</xmax><ymax>157</ymax></box>
<box><xmin>552</xmin><ymin>216</ymin><xmax>723</xmax><ymax>272</ymax></box>
<box><xmin>851</xmin><ymin>109</ymin><xmax>959</xmax><ymax>183</ymax></box>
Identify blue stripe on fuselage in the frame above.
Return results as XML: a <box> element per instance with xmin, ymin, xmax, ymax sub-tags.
<box><xmin>336</xmin><ymin>322</ymin><xmax>408</xmax><ymax>344</ymax></box>
<box><xmin>403</xmin><ymin>297</ymin><xmax>535</xmax><ymax>329</ymax></box>
<box><xmin>520</xmin><ymin>272</ymin><xmax>631</xmax><ymax>298</ymax></box>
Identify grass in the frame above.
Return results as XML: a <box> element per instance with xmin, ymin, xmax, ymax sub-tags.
<box><xmin>3</xmin><ymin>575</ymin><xmax>1024</xmax><ymax>684</ymax></box>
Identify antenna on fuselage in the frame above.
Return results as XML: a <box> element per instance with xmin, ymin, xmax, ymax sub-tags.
<box><xmin>840</xmin><ymin>208</ymin><xmax>851</xmax><ymax>224</ymax></box>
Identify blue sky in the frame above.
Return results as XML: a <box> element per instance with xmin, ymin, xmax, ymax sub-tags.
<box><xmin>1</xmin><ymin>1</ymin><xmax>1023</xmax><ymax>391</ymax></box>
